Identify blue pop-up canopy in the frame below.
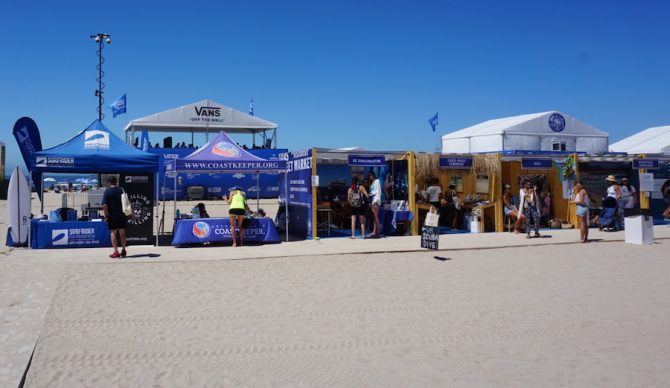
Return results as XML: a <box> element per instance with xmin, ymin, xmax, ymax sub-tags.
<box><xmin>31</xmin><ymin>120</ymin><xmax>159</xmax><ymax>173</ymax></box>
<box><xmin>166</xmin><ymin>131</ymin><xmax>286</xmax><ymax>173</ymax></box>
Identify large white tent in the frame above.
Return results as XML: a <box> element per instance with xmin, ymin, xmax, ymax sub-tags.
<box><xmin>609</xmin><ymin>125</ymin><xmax>670</xmax><ymax>155</ymax></box>
<box><xmin>441</xmin><ymin>111</ymin><xmax>609</xmax><ymax>154</ymax></box>
<box><xmin>124</xmin><ymin>99</ymin><xmax>279</xmax><ymax>146</ymax></box>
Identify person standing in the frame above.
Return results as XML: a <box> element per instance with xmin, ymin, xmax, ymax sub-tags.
<box><xmin>519</xmin><ymin>181</ymin><xmax>541</xmax><ymax>238</ymax></box>
<box><xmin>503</xmin><ymin>184</ymin><xmax>524</xmax><ymax>233</ymax></box>
<box><xmin>227</xmin><ymin>187</ymin><xmax>250</xmax><ymax>247</ymax></box>
<box><xmin>426</xmin><ymin>178</ymin><xmax>442</xmax><ymax>209</ymax></box>
<box><xmin>368</xmin><ymin>171</ymin><xmax>382</xmax><ymax>238</ymax></box>
<box><xmin>570</xmin><ymin>181</ymin><xmax>590</xmax><ymax>243</ymax></box>
<box><xmin>605</xmin><ymin>175</ymin><xmax>623</xmax><ymax>229</ymax></box>
<box><xmin>348</xmin><ymin>177</ymin><xmax>368</xmax><ymax>239</ymax></box>
<box><xmin>620</xmin><ymin>178</ymin><xmax>637</xmax><ymax>210</ymax></box>
<box><xmin>102</xmin><ymin>176</ymin><xmax>127</xmax><ymax>258</ymax></box>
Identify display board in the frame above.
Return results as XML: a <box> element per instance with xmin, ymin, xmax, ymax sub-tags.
<box><xmin>279</xmin><ymin>149</ymin><xmax>313</xmax><ymax>240</ymax></box>
<box><xmin>120</xmin><ymin>173</ymin><xmax>154</xmax><ymax>245</ymax></box>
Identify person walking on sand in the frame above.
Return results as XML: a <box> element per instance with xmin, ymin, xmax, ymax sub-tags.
<box><xmin>570</xmin><ymin>181</ymin><xmax>590</xmax><ymax>243</ymax></box>
<box><xmin>227</xmin><ymin>186</ymin><xmax>250</xmax><ymax>247</ymax></box>
<box><xmin>348</xmin><ymin>177</ymin><xmax>368</xmax><ymax>239</ymax></box>
<box><xmin>368</xmin><ymin>171</ymin><xmax>382</xmax><ymax>238</ymax></box>
<box><xmin>605</xmin><ymin>175</ymin><xmax>623</xmax><ymax>230</ymax></box>
<box><xmin>519</xmin><ymin>181</ymin><xmax>541</xmax><ymax>239</ymax></box>
<box><xmin>620</xmin><ymin>178</ymin><xmax>637</xmax><ymax>210</ymax></box>
<box><xmin>102</xmin><ymin>176</ymin><xmax>127</xmax><ymax>258</ymax></box>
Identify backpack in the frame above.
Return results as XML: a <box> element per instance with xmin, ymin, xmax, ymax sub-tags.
<box><xmin>350</xmin><ymin>186</ymin><xmax>363</xmax><ymax>208</ymax></box>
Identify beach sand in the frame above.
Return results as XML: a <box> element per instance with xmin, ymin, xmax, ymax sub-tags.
<box><xmin>17</xmin><ymin>240</ymin><xmax>670</xmax><ymax>387</ymax></box>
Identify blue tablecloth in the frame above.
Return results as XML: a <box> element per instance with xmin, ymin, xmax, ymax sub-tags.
<box><xmin>172</xmin><ymin>217</ymin><xmax>281</xmax><ymax>246</ymax></box>
<box><xmin>31</xmin><ymin>220</ymin><xmax>112</xmax><ymax>249</ymax></box>
<box><xmin>378</xmin><ymin>208</ymin><xmax>414</xmax><ymax>235</ymax></box>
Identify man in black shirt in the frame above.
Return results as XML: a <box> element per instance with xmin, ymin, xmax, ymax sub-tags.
<box><xmin>102</xmin><ymin>176</ymin><xmax>127</xmax><ymax>258</ymax></box>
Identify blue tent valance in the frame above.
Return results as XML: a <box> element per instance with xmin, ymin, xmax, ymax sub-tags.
<box><xmin>31</xmin><ymin>120</ymin><xmax>159</xmax><ymax>173</ymax></box>
<box><xmin>166</xmin><ymin>131</ymin><xmax>286</xmax><ymax>173</ymax></box>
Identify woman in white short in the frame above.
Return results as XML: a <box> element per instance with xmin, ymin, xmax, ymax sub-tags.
<box><xmin>368</xmin><ymin>171</ymin><xmax>382</xmax><ymax>238</ymax></box>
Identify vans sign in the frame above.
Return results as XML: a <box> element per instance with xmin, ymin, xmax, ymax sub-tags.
<box><xmin>191</xmin><ymin>106</ymin><xmax>225</xmax><ymax>123</ymax></box>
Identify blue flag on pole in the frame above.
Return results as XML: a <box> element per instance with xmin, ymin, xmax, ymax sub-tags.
<box><xmin>110</xmin><ymin>94</ymin><xmax>127</xmax><ymax>118</ymax></box>
<box><xmin>428</xmin><ymin>112</ymin><xmax>439</xmax><ymax>132</ymax></box>
<box><xmin>249</xmin><ymin>99</ymin><xmax>254</xmax><ymax>116</ymax></box>
<box><xmin>140</xmin><ymin>129</ymin><xmax>150</xmax><ymax>152</ymax></box>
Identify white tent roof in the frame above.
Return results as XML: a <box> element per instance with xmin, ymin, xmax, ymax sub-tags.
<box><xmin>442</xmin><ymin>111</ymin><xmax>608</xmax><ymax>140</ymax></box>
<box><xmin>609</xmin><ymin>125</ymin><xmax>670</xmax><ymax>155</ymax></box>
<box><xmin>124</xmin><ymin>99</ymin><xmax>278</xmax><ymax>134</ymax></box>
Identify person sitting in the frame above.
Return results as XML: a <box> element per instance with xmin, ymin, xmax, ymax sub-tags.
<box><xmin>196</xmin><ymin>203</ymin><xmax>210</xmax><ymax>218</ymax></box>
<box><xmin>503</xmin><ymin>184</ymin><xmax>524</xmax><ymax>233</ymax></box>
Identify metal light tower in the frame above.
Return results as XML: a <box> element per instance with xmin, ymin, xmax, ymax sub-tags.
<box><xmin>90</xmin><ymin>33</ymin><xmax>111</xmax><ymax>121</ymax></box>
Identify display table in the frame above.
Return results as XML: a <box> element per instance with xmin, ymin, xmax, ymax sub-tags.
<box><xmin>378</xmin><ymin>208</ymin><xmax>414</xmax><ymax>236</ymax></box>
<box><xmin>31</xmin><ymin>219</ymin><xmax>112</xmax><ymax>249</ymax></box>
<box><xmin>172</xmin><ymin>217</ymin><xmax>281</xmax><ymax>246</ymax></box>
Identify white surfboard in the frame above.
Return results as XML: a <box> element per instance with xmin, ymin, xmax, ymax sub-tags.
<box><xmin>7</xmin><ymin>167</ymin><xmax>31</xmax><ymax>246</ymax></box>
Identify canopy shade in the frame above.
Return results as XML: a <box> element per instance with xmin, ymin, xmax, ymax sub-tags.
<box><xmin>441</xmin><ymin>111</ymin><xmax>609</xmax><ymax>154</ymax></box>
<box><xmin>166</xmin><ymin>131</ymin><xmax>286</xmax><ymax>173</ymax></box>
<box><xmin>609</xmin><ymin>125</ymin><xmax>670</xmax><ymax>155</ymax></box>
<box><xmin>32</xmin><ymin>120</ymin><xmax>159</xmax><ymax>173</ymax></box>
<box><xmin>124</xmin><ymin>99</ymin><xmax>278</xmax><ymax>135</ymax></box>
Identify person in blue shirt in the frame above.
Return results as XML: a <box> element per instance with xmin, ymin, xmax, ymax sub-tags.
<box><xmin>102</xmin><ymin>176</ymin><xmax>127</xmax><ymax>258</ymax></box>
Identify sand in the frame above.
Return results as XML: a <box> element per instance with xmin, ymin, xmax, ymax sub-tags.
<box><xmin>13</xmin><ymin>238</ymin><xmax>670</xmax><ymax>387</ymax></box>
<box><xmin>3</xmin><ymin>194</ymin><xmax>670</xmax><ymax>387</ymax></box>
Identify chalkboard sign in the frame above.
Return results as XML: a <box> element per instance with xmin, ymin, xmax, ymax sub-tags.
<box><xmin>421</xmin><ymin>226</ymin><xmax>439</xmax><ymax>250</ymax></box>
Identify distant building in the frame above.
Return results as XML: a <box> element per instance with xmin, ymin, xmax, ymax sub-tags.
<box><xmin>609</xmin><ymin>125</ymin><xmax>670</xmax><ymax>156</ymax></box>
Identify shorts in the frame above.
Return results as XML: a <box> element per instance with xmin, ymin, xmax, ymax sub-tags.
<box><xmin>371</xmin><ymin>196</ymin><xmax>381</xmax><ymax>207</ymax></box>
<box><xmin>504</xmin><ymin>207</ymin><xmax>514</xmax><ymax>216</ymax></box>
<box><xmin>351</xmin><ymin>206</ymin><xmax>365</xmax><ymax>216</ymax></box>
<box><xmin>576</xmin><ymin>205</ymin><xmax>589</xmax><ymax>217</ymax></box>
<box><xmin>107</xmin><ymin>215</ymin><xmax>127</xmax><ymax>230</ymax></box>
<box><xmin>229</xmin><ymin>208</ymin><xmax>245</xmax><ymax>216</ymax></box>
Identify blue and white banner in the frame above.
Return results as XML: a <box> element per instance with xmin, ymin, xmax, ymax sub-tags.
<box><xmin>31</xmin><ymin>220</ymin><xmax>111</xmax><ymax>249</ymax></box>
<box><xmin>521</xmin><ymin>158</ymin><xmax>553</xmax><ymax>170</ymax></box>
<box><xmin>13</xmin><ymin>117</ymin><xmax>43</xmax><ymax>199</ymax></box>
<box><xmin>348</xmin><ymin>155</ymin><xmax>385</xmax><ymax>167</ymax></box>
<box><xmin>439</xmin><ymin>157</ymin><xmax>473</xmax><ymax>169</ymax></box>
<box><xmin>428</xmin><ymin>112</ymin><xmax>439</xmax><ymax>132</ymax></box>
<box><xmin>157</xmin><ymin>148</ymin><xmax>286</xmax><ymax>200</ymax></box>
<box><xmin>632</xmin><ymin>159</ymin><xmax>659</xmax><ymax>170</ymax></box>
<box><xmin>279</xmin><ymin>149</ymin><xmax>313</xmax><ymax>239</ymax></box>
<box><xmin>110</xmin><ymin>94</ymin><xmax>127</xmax><ymax>118</ymax></box>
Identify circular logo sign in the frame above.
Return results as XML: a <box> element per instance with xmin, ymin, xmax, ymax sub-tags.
<box><xmin>212</xmin><ymin>142</ymin><xmax>240</xmax><ymax>158</ymax></box>
<box><xmin>548</xmin><ymin>113</ymin><xmax>566</xmax><ymax>133</ymax></box>
<box><xmin>128</xmin><ymin>193</ymin><xmax>152</xmax><ymax>225</ymax></box>
<box><xmin>192</xmin><ymin>221</ymin><xmax>211</xmax><ymax>238</ymax></box>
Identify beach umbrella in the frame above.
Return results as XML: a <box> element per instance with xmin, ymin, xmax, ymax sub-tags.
<box><xmin>43</xmin><ymin>177</ymin><xmax>56</xmax><ymax>182</ymax></box>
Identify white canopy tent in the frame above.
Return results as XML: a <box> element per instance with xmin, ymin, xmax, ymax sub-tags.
<box><xmin>609</xmin><ymin>125</ymin><xmax>670</xmax><ymax>155</ymax></box>
<box><xmin>124</xmin><ymin>99</ymin><xmax>279</xmax><ymax>147</ymax></box>
<box><xmin>441</xmin><ymin>111</ymin><xmax>609</xmax><ymax>154</ymax></box>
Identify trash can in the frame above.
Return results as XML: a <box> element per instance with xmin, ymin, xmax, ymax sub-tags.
<box><xmin>624</xmin><ymin>209</ymin><xmax>654</xmax><ymax>245</ymax></box>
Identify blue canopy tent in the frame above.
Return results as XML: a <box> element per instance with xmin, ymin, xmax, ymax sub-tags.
<box><xmin>165</xmin><ymin>130</ymin><xmax>289</xmax><ymax>240</ymax></box>
<box><xmin>31</xmin><ymin>120</ymin><xmax>161</xmax><ymax>243</ymax></box>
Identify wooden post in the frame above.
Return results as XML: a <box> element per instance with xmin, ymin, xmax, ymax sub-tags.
<box><xmin>311</xmin><ymin>147</ymin><xmax>318</xmax><ymax>239</ymax></box>
<box><xmin>494</xmin><ymin>153</ymin><xmax>504</xmax><ymax>232</ymax></box>
<box><xmin>408</xmin><ymin>151</ymin><xmax>418</xmax><ymax>236</ymax></box>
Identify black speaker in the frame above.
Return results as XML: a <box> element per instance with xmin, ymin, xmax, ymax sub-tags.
<box><xmin>163</xmin><ymin>136</ymin><xmax>173</xmax><ymax>148</ymax></box>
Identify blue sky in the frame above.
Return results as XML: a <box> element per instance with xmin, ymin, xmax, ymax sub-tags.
<box><xmin>2</xmin><ymin>0</ymin><xmax>670</xmax><ymax>174</ymax></box>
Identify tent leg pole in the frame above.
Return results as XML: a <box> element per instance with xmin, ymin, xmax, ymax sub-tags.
<box><xmin>155</xmin><ymin>173</ymin><xmax>159</xmax><ymax>246</ymax></box>
<box><xmin>173</xmin><ymin>173</ymin><xmax>178</xmax><ymax>233</ymax></box>
<box><xmin>284</xmin><ymin>172</ymin><xmax>289</xmax><ymax>242</ymax></box>
<box><xmin>256</xmin><ymin>172</ymin><xmax>260</xmax><ymax>212</ymax></box>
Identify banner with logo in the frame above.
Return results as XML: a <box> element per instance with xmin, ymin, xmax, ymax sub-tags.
<box><xmin>13</xmin><ymin>117</ymin><xmax>43</xmax><ymax>199</ymax></box>
<box><xmin>154</xmin><ymin>148</ymin><xmax>286</xmax><ymax>200</ymax></box>
<box><xmin>279</xmin><ymin>149</ymin><xmax>313</xmax><ymax>240</ymax></box>
<box><xmin>31</xmin><ymin>221</ymin><xmax>112</xmax><ymax>249</ymax></box>
<box><xmin>120</xmin><ymin>173</ymin><xmax>154</xmax><ymax>245</ymax></box>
